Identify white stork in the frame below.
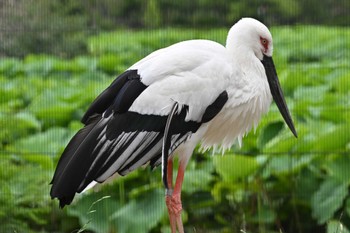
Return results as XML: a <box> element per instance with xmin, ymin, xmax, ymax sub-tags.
<box><xmin>50</xmin><ymin>18</ymin><xmax>297</xmax><ymax>233</ymax></box>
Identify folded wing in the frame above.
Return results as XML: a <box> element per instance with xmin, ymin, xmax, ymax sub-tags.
<box><xmin>50</xmin><ymin>40</ymin><xmax>230</xmax><ymax>207</ymax></box>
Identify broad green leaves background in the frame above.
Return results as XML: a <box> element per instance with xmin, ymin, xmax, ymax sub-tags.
<box><xmin>0</xmin><ymin>26</ymin><xmax>349</xmax><ymax>233</ymax></box>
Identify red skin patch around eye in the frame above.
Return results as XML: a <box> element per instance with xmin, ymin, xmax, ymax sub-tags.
<box><xmin>260</xmin><ymin>37</ymin><xmax>268</xmax><ymax>53</ymax></box>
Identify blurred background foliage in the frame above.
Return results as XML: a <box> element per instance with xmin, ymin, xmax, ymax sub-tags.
<box><xmin>0</xmin><ymin>0</ymin><xmax>350</xmax><ymax>233</ymax></box>
<box><xmin>0</xmin><ymin>0</ymin><xmax>349</xmax><ymax>57</ymax></box>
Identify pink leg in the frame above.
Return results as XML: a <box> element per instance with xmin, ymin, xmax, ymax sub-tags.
<box><xmin>166</xmin><ymin>160</ymin><xmax>176</xmax><ymax>232</ymax></box>
<box><xmin>167</xmin><ymin>159</ymin><xmax>173</xmax><ymax>190</ymax></box>
<box><xmin>166</xmin><ymin>160</ymin><xmax>185</xmax><ymax>233</ymax></box>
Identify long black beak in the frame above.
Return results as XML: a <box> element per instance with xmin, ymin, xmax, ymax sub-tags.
<box><xmin>262</xmin><ymin>55</ymin><xmax>298</xmax><ymax>138</ymax></box>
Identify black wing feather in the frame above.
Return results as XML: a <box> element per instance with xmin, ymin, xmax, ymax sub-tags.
<box><xmin>111</xmin><ymin>78</ymin><xmax>147</xmax><ymax>114</ymax></box>
<box><xmin>50</xmin><ymin>115</ymin><xmax>109</xmax><ymax>207</ymax></box>
<box><xmin>51</xmin><ymin>69</ymin><xmax>228</xmax><ymax>208</ymax></box>
<box><xmin>119</xmin><ymin>133</ymin><xmax>163</xmax><ymax>174</ymax></box>
<box><xmin>201</xmin><ymin>91</ymin><xmax>228</xmax><ymax>123</ymax></box>
<box><xmin>105</xmin><ymin>112</ymin><xmax>167</xmax><ymax>139</ymax></box>
<box><xmin>50</xmin><ymin>114</ymin><xmax>101</xmax><ymax>185</ymax></box>
<box><xmin>81</xmin><ymin>70</ymin><xmax>141</xmax><ymax>124</ymax></box>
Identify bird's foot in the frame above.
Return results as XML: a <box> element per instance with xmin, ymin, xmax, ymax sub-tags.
<box><xmin>166</xmin><ymin>192</ymin><xmax>182</xmax><ymax>215</ymax></box>
<box><xmin>166</xmin><ymin>191</ymin><xmax>184</xmax><ymax>233</ymax></box>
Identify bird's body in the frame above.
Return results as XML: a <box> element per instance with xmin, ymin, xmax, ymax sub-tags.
<box><xmin>129</xmin><ymin>38</ymin><xmax>272</xmax><ymax>150</ymax></box>
<box><xmin>50</xmin><ymin>18</ymin><xmax>297</xmax><ymax>233</ymax></box>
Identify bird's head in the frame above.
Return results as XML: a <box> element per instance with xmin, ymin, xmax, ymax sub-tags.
<box><xmin>226</xmin><ymin>17</ymin><xmax>273</xmax><ymax>60</ymax></box>
<box><xmin>227</xmin><ymin>18</ymin><xmax>297</xmax><ymax>138</ymax></box>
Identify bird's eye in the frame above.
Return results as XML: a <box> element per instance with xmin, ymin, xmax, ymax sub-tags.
<box><xmin>260</xmin><ymin>37</ymin><xmax>269</xmax><ymax>53</ymax></box>
<box><xmin>260</xmin><ymin>37</ymin><xmax>268</xmax><ymax>45</ymax></box>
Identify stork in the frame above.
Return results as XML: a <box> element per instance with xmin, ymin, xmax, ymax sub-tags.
<box><xmin>50</xmin><ymin>18</ymin><xmax>297</xmax><ymax>233</ymax></box>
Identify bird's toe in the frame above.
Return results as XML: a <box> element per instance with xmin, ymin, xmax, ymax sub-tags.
<box><xmin>166</xmin><ymin>193</ymin><xmax>182</xmax><ymax>215</ymax></box>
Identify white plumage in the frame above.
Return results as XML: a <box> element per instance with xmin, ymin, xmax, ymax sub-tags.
<box><xmin>50</xmin><ymin>18</ymin><xmax>297</xmax><ymax>233</ymax></box>
<box><xmin>129</xmin><ymin>40</ymin><xmax>230</xmax><ymax>120</ymax></box>
<box><xmin>129</xmin><ymin>27</ymin><xmax>272</xmax><ymax>151</ymax></box>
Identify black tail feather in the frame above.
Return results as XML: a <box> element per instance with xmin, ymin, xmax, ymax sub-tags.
<box><xmin>50</xmin><ymin>114</ymin><xmax>108</xmax><ymax>207</ymax></box>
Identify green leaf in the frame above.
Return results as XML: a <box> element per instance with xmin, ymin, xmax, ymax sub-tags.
<box><xmin>0</xmin><ymin>58</ymin><xmax>23</xmax><ymax>76</ymax></box>
<box><xmin>298</xmin><ymin>124</ymin><xmax>350</xmax><ymax>153</ymax></box>
<box><xmin>69</xmin><ymin>187</ymin><xmax>166</xmax><ymax>233</ymax></box>
<box><xmin>0</xmin><ymin>156</ymin><xmax>52</xmax><ymax>232</ymax></box>
<box><xmin>327</xmin><ymin>220</ymin><xmax>350</xmax><ymax>233</ymax></box>
<box><xmin>263</xmin><ymin>130</ymin><xmax>297</xmax><ymax>154</ymax></box>
<box><xmin>326</xmin><ymin>155</ymin><xmax>350</xmax><ymax>184</ymax></box>
<box><xmin>293</xmin><ymin>85</ymin><xmax>330</xmax><ymax>102</ymax></box>
<box><xmin>68</xmin><ymin>194</ymin><xmax>120</xmax><ymax>233</ymax></box>
<box><xmin>28</xmin><ymin>84</ymin><xmax>91</xmax><ymax>126</ymax></box>
<box><xmin>73</xmin><ymin>56</ymin><xmax>98</xmax><ymax>72</ymax></box>
<box><xmin>257</xmin><ymin>121</ymin><xmax>284</xmax><ymax>149</ymax></box>
<box><xmin>294</xmin><ymin>167</ymin><xmax>321</xmax><ymax>202</ymax></box>
<box><xmin>97</xmin><ymin>54</ymin><xmax>121</xmax><ymax>74</ymax></box>
<box><xmin>110</xmin><ymin>188</ymin><xmax>166</xmax><ymax>233</ymax></box>
<box><xmin>331</xmin><ymin>70</ymin><xmax>350</xmax><ymax>94</ymax></box>
<box><xmin>248</xmin><ymin>206</ymin><xmax>276</xmax><ymax>224</ymax></box>
<box><xmin>314</xmin><ymin>124</ymin><xmax>350</xmax><ymax>152</ymax></box>
<box><xmin>263</xmin><ymin>154</ymin><xmax>316</xmax><ymax>176</ymax></box>
<box><xmin>182</xmin><ymin>168</ymin><xmax>213</xmax><ymax>194</ymax></box>
<box><xmin>29</xmin><ymin>90</ymin><xmax>79</xmax><ymax>126</ymax></box>
<box><xmin>23</xmin><ymin>54</ymin><xmax>57</xmax><ymax>75</ymax></box>
<box><xmin>8</xmin><ymin>127</ymin><xmax>72</xmax><ymax>156</ymax></box>
<box><xmin>22</xmin><ymin>154</ymin><xmax>53</xmax><ymax>169</ymax></box>
<box><xmin>213</xmin><ymin>154</ymin><xmax>258</xmax><ymax>182</ymax></box>
<box><xmin>346</xmin><ymin>198</ymin><xmax>350</xmax><ymax>219</ymax></box>
<box><xmin>311</xmin><ymin>178</ymin><xmax>348</xmax><ymax>224</ymax></box>
<box><xmin>0</xmin><ymin>112</ymin><xmax>41</xmax><ymax>147</ymax></box>
<box><xmin>52</xmin><ymin>59</ymin><xmax>87</xmax><ymax>73</ymax></box>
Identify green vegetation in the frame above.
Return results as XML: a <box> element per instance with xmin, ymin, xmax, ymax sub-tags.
<box><xmin>0</xmin><ymin>26</ymin><xmax>350</xmax><ymax>233</ymax></box>
<box><xmin>1</xmin><ymin>0</ymin><xmax>349</xmax><ymax>57</ymax></box>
